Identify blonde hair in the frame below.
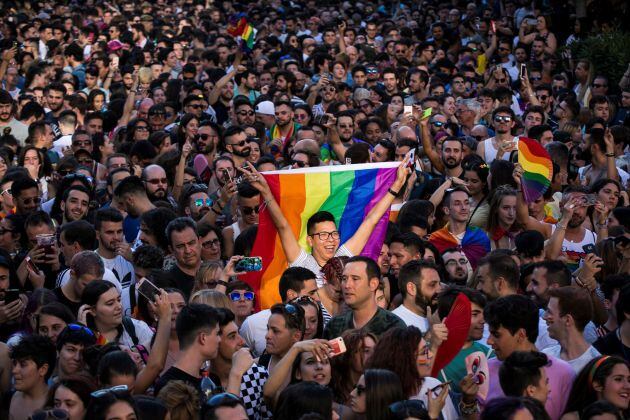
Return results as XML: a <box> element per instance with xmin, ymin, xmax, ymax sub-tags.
<box><xmin>189</xmin><ymin>289</ymin><xmax>231</xmax><ymax>309</ymax></box>
<box><xmin>191</xmin><ymin>261</ymin><xmax>224</xmax><ymax>295</ymax></box>
<box><xmin>157</xmin><ymin>380</ymin><xmax>199</xmax><ymax>420</ymax></box>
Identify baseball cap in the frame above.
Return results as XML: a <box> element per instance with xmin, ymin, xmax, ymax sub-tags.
<box><xmin>353</xmin><ymin>88</ymin><xmax>371</xmax><ymax>103</ymax></box>
<box><xmin>255</xmin><ymin>101</ymin><xmax>275</xmax><ymax>116</ymax></box>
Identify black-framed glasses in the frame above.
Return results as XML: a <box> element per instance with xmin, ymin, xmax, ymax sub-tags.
<box><xmin>91</xmin><ymin>384</ymin><xmax>129</xmax><ymax>398</ymax></box>
<box><xmin>202</xmin><ymin>238</ymin><xmax>221</xmax><ymax>249</ymax></box>
<box><xmin>30</xmin><ymin>408</ymin><xmax>69</xmax><ymax>420</ymax></box>
<box><xmin>230</xmin><ymin>140</ymin><xmax>247</xmax><ymax>147</ymax></box>
<box><xmin>229</xmin><ymin>291</ymin><xmax>255</xmax><ymax>302</ymax></box>
<box><xmin>135</xmin><ymin>126</ymin><xmax>149</xmax><ymax>131</ymax></box>
<box><xmin>195</xmin><ymin>198</ymin><xmax>212</xmax><ymax>207</ymax></box>
<box><xmin>73</xmin><ymin>140</ymin><xmax>92</xmax><ymax>147</ymax></box>
<box><xmin>241</xmin><ymin>205</ymin><xmax>260</xmax><ymax>216</ymax></box>
<box><xmin>389</xmin><ymin>400</ymin><xmax>426</xmax><ymax>416</ymax></box>
<box><xmin>67</xmin><ymin>323</ymin><xmax>95</xmax><ymax>337</ymax></box>
<box><xmin>292</xmin><ymin>160</ymin><xmax>307</xmax><ymax>168</ymax></box>
<box><xmin>309</xmin><ymin>231</ymin><xmax>340</xmax><ymax>241</ymax></box>
<box><xmin>205</xmin><ymin>392</ymin><xmax>242</xmax><ymax>408</ymax></box>
<box><xmin>20</xmin><ymin>196</ymin><xmax>42</xmax><ymax>205</ymax></box>
<box><xmin>189</xmin><ymin>104</ymin><xmax>204</xmax><ymax>109</ymax></box>
<box><xmin>237</xmin><ymin>110</ymin><xmax>255</xmax><ymax>116</ymax></box>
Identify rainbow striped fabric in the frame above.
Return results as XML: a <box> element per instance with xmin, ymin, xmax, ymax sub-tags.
<box><xmin>518</xmin><ymin>137</ymin><xmax>553</xmax><ymax>203</ymax></box>
<box><xmin>243</xmin><ymin>162</ymin><xmax>398</xmax><ymax>309</ymax></box>
<box><xmin>227</xmin><ymin>13</ymin><xmax>256</xmax><ymax>52</ymax></box>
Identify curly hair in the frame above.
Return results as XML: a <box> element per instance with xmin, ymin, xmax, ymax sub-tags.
<box><xmin>366</xmin><ymin>326</ymin><xmax>424</xmax><ymax>398</ymax></box>
<box><xmin>156</xmin><ymin>380</ymin><xmax>200</xmax><ymax>420</ymax></box>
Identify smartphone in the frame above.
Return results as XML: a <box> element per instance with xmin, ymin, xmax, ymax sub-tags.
<box><xmin>520</xmin><ymin>64</ymin><xmax>527</xmax><ymax>79</ymax></box>
<box><xmin>25</xmin><ymin>256</ymin><xmax>38</xmax><ymax>273</ymax></box>
<box><xmin>320</xmin><ymin>114</ymin><xmax>330</xmax><ymax>125</ymax></box>
<box><xmin>3</xmin><ymin>289</ymin><xmax>20</xmax><ymax>304</ymax></box>
<box><xmin>582</xmin><ymin>244</ymin><xmax>597</xmax><ymax>256</ymax></box>
<box><xmin>526</xmin><ymin>18</ymin><xmax>538</xmax><ymax>26</ymax></box>
<box><xmin>137</xmin><ymin>277</ymin><xmax>160</xmax><ymax>302</ymax></box>
<box><xmin>490</xmin><ymin>20</ymin><xmax>496</xmax><ymax>33</ymax></box>
<box><xmin>221</xmin><ymin>168</ymin><xmax>232</xmax><ymax>184</ymax></box>
<box><xmin>405</xmin><ymin>148</ymin><xmax>416</xmax><ymax>169</ymax></box>
<box><xmin>234</xmin><ymin>257</ymin><xmax>263</xmax><ymax>272</ymax></box>
<box><xmin>404</xmin><ymin>105</ymin><xmax>413</xmax><ymax>115</ymax></box>
<box><xmin>421</xmin><ymin>107</ymin><xmax>433</xmax><ymax>120</ymax></box>
<box><xmin>111</xmin><ymin>55</ymin><xmax>119</xmax><ymax>68</ymax></box>
<box><xmin>583</xmin><ymin>194</ymin><xmax>597</xmax><ymax>206</ymax></box>
<box><xmin>328</xmin><ymin>337</ymin><xmax>347</xmax><ymax>357</ymax></box>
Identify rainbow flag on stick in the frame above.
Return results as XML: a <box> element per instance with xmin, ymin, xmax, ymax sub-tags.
<box><xmin>227</xmin><ymin>13</ymin><xmax>256</xmax><ymax>52</ymax></box>
<box><xmin>518</xmin><ymin>137</ymin><xmax>552</xmax><ymax>204</ymax></box>
<box><xmin>242</xmin><ymin>162</ymin><xmax>399</xmax><ymax>309</ymax></box>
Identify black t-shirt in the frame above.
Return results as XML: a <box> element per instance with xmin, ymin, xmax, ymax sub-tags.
<box><xmin>594</xmin><ymin>330</ymin><xmax>630</xmax><ymax>362</ymax></box>
<box><xmin>154</xmin><ymin>366</ymin><xmax>201</xmax><ymax>396</ymax></box>
<box><xmin>164</xmin><ymin>265</ymin><xmax>196</xmax><ymax>300</ymax></box>
<box><xmin>53</xmin><ymin>288</ymin><xmax>82</xmax><ymax>316</ymax></box>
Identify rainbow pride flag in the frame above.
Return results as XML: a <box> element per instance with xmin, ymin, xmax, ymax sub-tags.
<box><xmin>518</xmin><ymin>137</ymin><xmax>552</xmax><ymax>203</ymax></box>
<box><xmin>227</xmin><ymin>13</ymin><xmax>256</xmax><ymax>52</ymax></box>
<box><xmin>242</xmin><ymin>162</ymin><xmax>398</xmax><ymax>309</ymax></box>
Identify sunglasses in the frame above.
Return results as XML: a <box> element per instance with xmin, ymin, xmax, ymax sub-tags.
<box><xmin>237</xmin><ymin>110</ymin><xmax>255</xmax><ymax>116</ymax></box>
<box><xmin>537</xmin><ymin>95</ymin><xmax>549</xmax><ymax>100</ymax></box>
<box><xmin>292</xmin><ymin>160</ymin><xmax>307</xmax><ymax>168</ymax></box>
<box><xmin>0</xmin><ymin>188</ymin><xmax>11</xmax><ymax>195</ymax></box>
<box><xmin>229</xmin><ymin>291</ymin><xmax>255</xmax><ymax>301</ymax></box>
<box><xmin>592</xmin><ymin>83</ymin><xmax>608</xmax><ymax>88</ymax></box>
<box><xmin>432</xmin><ymin>121</ymin><xmax>445</xmax><ymax>127</ymax></box>
<box><xmin>30</xmin><ymin>409</ymin><xmax>69</xmax><ymax>420</ymax></box>
<box><xmin>198</xmin><ymin>133</ymin><xmax>215</xmax><ymax>140</ymax></box>
<box><xmin>91</xmin><ymin>384</ymin><xmax>129</xmax><ymax>398</ymax></box>
<box><xmin>241</xmin><ymin>205</ymin><xmax>260</xmax><ymax>215</ymax></box>
<box><xmin>494</xmin><ymin>115</ymin><xmax>512</xmax><ymax>123</ymax></box>
<box><xmin>195</xmin><ymin>198</ymin><xmax>212</xmax><ymax>207</ymax></box>
<box><xmin>389</xmin><ymin>400</ymin><xmax>426</xmax><ymax>416</ymax></box>
<box><xmin>20</xmin><ymin>196</ymin><xmax>42</xmax><ymax>205</ymax></box>
<box><xmin>202</xmin><ymin>238</ymin><xmax>220</xmax><ymax>249</ymax></box>
<box><xmin>146</xmin><ymin>178</ymin><xmax>167</xmax><ymax>185</ymax></box>
<box><xmin>135</xmin><ymin>126</ymin><xmax>149</xmax><ymax>131</ymax></box>
<box><xmin>189</xmin><ymin>104</ymin><xmax>204</xmax><ymax>109</ymax></box>
<box><xmin>366</xmin><ymin>68</ymin><xmax>378</xmax><ymax>74</ymax></box>
<box><xmin>230</xmin><ymin>140</ymin><xmax>247</xmax><ymax>147</ymax></box>
<box><xmin>530</xmin><ymin>76</ymin><xmax>542</xmax><ymax>81</ymax></box>
<box><xmin>206</xmin><ymin>392</ymin><xmax>242</xmax><ymax>408</ymax></box>
<box><xmin>321</xmin><ymin>86</ymin><xmax>336</xmax><ymax>93</ymax></box>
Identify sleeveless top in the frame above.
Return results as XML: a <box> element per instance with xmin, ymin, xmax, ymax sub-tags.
<box><xmin>482</xmin><ymin>138</ymin><xmax>499</xmax><ymax>164</ymax></box>
<box><xmin>231</xmin><ymin>221</ymin><xmax>242</xmax><ymax>240</ymax></box>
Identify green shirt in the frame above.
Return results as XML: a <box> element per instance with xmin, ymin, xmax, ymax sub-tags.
<box><xmin>323</xmin><ymin>307</ymin><xmax>406</xmax><ymax>339</ymax></box>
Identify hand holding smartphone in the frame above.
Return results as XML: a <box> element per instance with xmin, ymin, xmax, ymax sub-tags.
<box><xmin>328</xmin><ymin>337</ymin><xmax>347</xmax><ymax>357</ymax></box>
<box><xmin>234</xmin><ymin>257</ymin><xmax>263</xmax><ymax>272</ymax></box>
<box><xmin>137</xmin><ymin>277</ymin><xmax>160</xmax><ymax>303</ymax></box>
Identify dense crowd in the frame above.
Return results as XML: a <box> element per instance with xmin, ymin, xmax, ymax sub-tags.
<box><xmin>0</xmin><ymin>0</ymin><xmax>629</xmax><ymax>419</ymax></box>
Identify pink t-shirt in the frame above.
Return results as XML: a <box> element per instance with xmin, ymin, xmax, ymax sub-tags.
<box><xmin>484</xmin><ymin>355</ymin><xmax>575</xmax><ymax>420</ymax></box>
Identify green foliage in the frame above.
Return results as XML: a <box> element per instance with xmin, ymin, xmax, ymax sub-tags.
<box><xmin>568</xmin><ymin>31</ymin><xmax>630</xmax><ymax>84</ymax></box>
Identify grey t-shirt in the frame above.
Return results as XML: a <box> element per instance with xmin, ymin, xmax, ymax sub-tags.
<box><xmin>289</xmin><ymin>245</ymin><xmax>353</xmax><ymax>287</ymax></box>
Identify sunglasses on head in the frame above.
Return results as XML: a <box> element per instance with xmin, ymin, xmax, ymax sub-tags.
<box><xmin>205</xmin><ymin>392</ymin><xmax>242</xmax><ymax>408</ymax></box>
<box><xmin>30</xmin><ymin>409</ymin><xmax>69</xmax><ymax>420</ymax></box>
<box><xmin>67</xmin><ymin>323</ymin><xmax>95</xmax><ymax>336</ymax></box>
<box><xmin>241</xmin><ymin>205</ymin><xmax>260</xmax><ymax>215</ymax></box>
<box><xmin>91</xmin><ymin>384</ymin><xmax>129</xmax><ymax>398</ymax></box>
<box><xmin>229</xmin><ymin>291</ymin><xmax>255</xmax><ymax>301</ymax></box>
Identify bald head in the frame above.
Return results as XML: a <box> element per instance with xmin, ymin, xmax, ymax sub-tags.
<box><xmin>293</xmin><ymin>139</ymin><xmax>320</xmax><ymax>156</ymax></box>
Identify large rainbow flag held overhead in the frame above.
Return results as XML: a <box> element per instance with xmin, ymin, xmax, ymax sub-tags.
<box><xmin>517</xmin><ymin>137</ymin><xmax>553</xmax><ymax>204</ymax></box>
<box><xmin>242</xmin><ymin>162</ymin><xmax>399</xmax><ymax>309</ymax></box>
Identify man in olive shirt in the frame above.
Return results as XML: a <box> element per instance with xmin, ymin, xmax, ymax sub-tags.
<box><xmin>324</xmin><ymin>256</ymin><xmax>405</xmax><ymax>339</ymax></box>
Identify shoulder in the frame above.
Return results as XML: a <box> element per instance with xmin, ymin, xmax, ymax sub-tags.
<box><xmin>375</xmin><ymin>307</ymin><xmax>406</xmax><ymax>327</ymax></box>
<box><xmin>546</xmin><ymin>355</ymin><xmax>575</xmax><ymax>376</ymax></box>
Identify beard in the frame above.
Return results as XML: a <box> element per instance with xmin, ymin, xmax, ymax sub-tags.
<box><xmin>443</xmin><ymin>157</ymin><xmax>461</xmax><ymax>169</ymax></box>
<box><xmin>148</xmin><ymin>189</ymin><xmax>167</xmax><ymax>202</ymax></box>
<box><xmin>198</xmin><ymin>141</ymin><xmax>215</xmax><ymax>154</ymax></box>
<box><xmin>415</xmin><ymin>291</ymin><xmax>438</xmax><ymax>313</ymax></box>
<box><xmin>568</xmin><ymin>213</ymin><xmax>586</xmax><ymax>228</ymax></box>
<box><xmin>232</xmin><ymin>146</ymin><xmax>251</xmax><ymax>158</ymax></box>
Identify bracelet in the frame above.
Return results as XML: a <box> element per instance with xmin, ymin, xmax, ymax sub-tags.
<box><xmin>388</xmin><ymin>188</ymin><xmax>400</xmax><ymax>197</ymax></box>
<box><xmin>557</xmin><ymin>224</ymin><xmax>567</xmax><ymax>230</ymax></box>
<box><xmin>596</xmin><ymin>222</ymin><xmax>608</xmax><ymax>228</ymax></box>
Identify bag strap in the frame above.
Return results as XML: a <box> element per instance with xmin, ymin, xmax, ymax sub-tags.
<box><xmin>122</xmin><ymin>316</ymin><xmax>139</xmax><ymax>347</ymax></box>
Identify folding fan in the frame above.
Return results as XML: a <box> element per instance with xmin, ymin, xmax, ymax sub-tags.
<box><xmin>430</xmin><ymin>293</ymin><xmax>471</xmax><ymax>377</ymax></box>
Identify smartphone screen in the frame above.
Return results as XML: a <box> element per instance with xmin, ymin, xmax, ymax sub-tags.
<box><xmin>404</xmin><ymin>105</ymin><xmax>412</xmax><ymax>115</ymax></box>
<box><xmin>234</xmin><ymin>257</ymin><xmax>263</xmax><ymax>272</ymax></box>
<box><xmin>520</xmin><ymin>64</ymin><xmax>527</xmax><ymax>79</ymax></box>
<box><xmin>137</xmin><ymin>277</ymin><xmax>160</xmax><ymax>302</ymax></box>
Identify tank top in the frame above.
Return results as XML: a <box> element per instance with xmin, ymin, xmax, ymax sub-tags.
<box><xmin>231</xmin><ymin>221</ymin><xmax>242</xmax><ymax>240</ymax></box>
<box><xmin>482</xmin><ymin>138</ymin><xmax>499</xmax><ymax>164</ymax></box>
<box><xmin>550</xmin><ymin>225</ymin><xmax>597</xmax><ymax>272</ymax></box>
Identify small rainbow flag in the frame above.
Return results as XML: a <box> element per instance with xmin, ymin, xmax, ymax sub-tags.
<box><xmin>242</xmin><ymin>162</ymin><xmax>399</xmax><ymax>309</ymax></box>
<box><xmin>227</xmin><ymin>13</ymin><xmax>256</xmax><ymax>52</ymax></box>
<box><xmin>518</xmin><ymin>137</ymin><xmax>552</xmax><ymax>204</ymax></box>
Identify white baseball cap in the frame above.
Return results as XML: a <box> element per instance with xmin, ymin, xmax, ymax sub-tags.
<box><xmin>255</xmin><ymin>101</ymin><xmax>275</xmax><ymax>116</ymax></box>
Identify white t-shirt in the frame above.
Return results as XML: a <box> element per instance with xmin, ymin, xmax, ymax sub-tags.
<box><xmin>96</xmin><ymin>251</ymin><xmax>136</xmax><ymax>289</ymax></box>
<box><xmin>56</xmin><ymin>267</ymin><xmax>121</xmax><ymax>290</ymax></box>
<box><xmin>543</xmin><ymin>345</ymin><xmax>601</xmax><ymax>374</ymax></box>
<box><xmin>391</xmin><ymin>305</ymin><xmax>429</xmax><ymax>333</ymax></box>
<box><xmin>239</xmin><ymin>309</ymin><xmax>271</xmax><ymax>357</ymax></box>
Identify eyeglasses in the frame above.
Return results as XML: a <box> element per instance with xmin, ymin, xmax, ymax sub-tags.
<box><xmin>189</xmin><ymin>104</ymin><xmax>204</xmax><ymax>109</ymax></box>
<box><xmin>241</xmin><ymin>205</ymin><xmax>260</xmax><ymax>215</ymax></box>
<box><xmin>453</xmin><ymin>80</ymin><xmax>465</xmax><ymax>84</ymax></box>
<box><xmin>389</xmin><ymin>400</ymin><xmax>426</xmax><ymax>416</ymax></box>
<box><xmin>498</xmin><ymin>47</ymin><xmax>510</xmax><ymax>52</ymax></box>
<box><xmin>230</xmin><ymin>140</ymin><xmax>247</xmax><ymax>147</ymax></box>
<box><xmin>536</xmin><ymin>95</ymin><xmax>549</xmax><ymax>100</ymax></box>
<box><xmin>20</xmin><ymin>196</ymin><xmax>41</xmax><ymax>205</ymax></box>
<box><xmin>432</xmin><ymin>121</ymin><xmax>445</xmax><ymax>127</ymax></box>
<box><xmin>77</xmin><ymin>158</ymin><xmax>94</xmax><ymax>165</ymax></box>
<box><xmin>237</xmin><ymin>110</ymin><xmax>255</xmax><ymax>116</ymax></box>
<box><xmin>321</xmin><ymin>86</ymin><xmax>336</xmax><ymax>93</ymax></box>
<box><xmin>592</xmin><ymin>83</ymin><xmax>607</xmax><ymax>88</ymax></box>
<box><xmin>146</xmin><ymin>178</ymin><xmax>167</xmax><ymax>185</ymax></box>
<box><xmin>67</xmin><ymin>323</ymin><xmax>95</xmax><ymax>336</ymax></box>
<box><xmin>366</xmin><ymin>68</ymin><xmax>378</xmax><ymax>74</ymax></box>
<box><xmin>494</xmin><ymin>115</ymin><xmax>512</xmax><ymax>123</ymax></box>
<box><xmin>530</xmin><ymin>76</ymin><xmax>542</xmax><ymax>81</ymax></box>
<box><xmin>354</xmin><ymin>384</ymin><xmax>366</xmax><ymax>396</ymax></box>
<box><xmin>0</xmin><ymin>188</ymin><xmax>11</xmax><ymax>196</ymax></box>
<box><xmin>199</xmin><ymin>133</ymin><xmax>216</xmax><ymax>140</ymax></box>
<box><xmin>91</xmin><ymin>384</ymin><xmax>129</xmax><ymax>398</ymax></box>
<box><xmin>292</xmin><ymin>160</ymin><xmax>307</xmax><ymax>168</ymax></box>
<box><xmin>195</xmin><ymin>198</ymin><xmax>212</xmax><ymax>207</ymax></box>
<box><xmin>473</xmin><ymin>135</ymin><xmax>485</xmax><ymax>142</ymax></box>
<box><xmin>202</xmin><ymin>238</ymin><xmax>221</xmax><ymax>249</ymax></box>
<box><xmin>0</xmin><ymin>227</ymin><xmax>13</xmax><ymax>235</ymax></box>
<box><xmin>63</xmin><ymin>174</ymin><xmax>92</xmax><ymax>184</ymax></box>
<box><xmin>30</xmin><ymin>409</ymin><xmax>69</xmax><ymax>420</ymax></box>
<box><xmin>445</xmin><ymin>258</ymin><xmax>469</xmax><ymax>267</ymax></box>
<box><xmin>229</xmin><ymin>291</ymin><xmax>255</xmax><ymax>301</ymax></box>
<box><xmin>135</xmin><ymin>126</ymin><xmax>149</xmax><ymax>131</ymax></box>
<box><xmin>205</xmin><ymin>392</ymin><xmax>242</xmax><ymax>408</ymax></box>
<box><xmin>73</xmin><ymin>140</ymin><xmax>92</xmax><ymax>147</ymax></box>
<box><xmin>58</xmin><ymin>169</ymin><xmax>74</xmax><ymax>176</ymax></box>
<box><xmin>309</xmin><ymin>231</ymin><xmax>340</xmax><ymax>241</ymax></box>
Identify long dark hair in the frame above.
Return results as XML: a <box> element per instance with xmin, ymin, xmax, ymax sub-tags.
<box><xmin>18</xmin><ymin>145</ymin><xmax>53</xmax><ymax>179</ymax></box>
<box><xmin>564</xmin><ymin>356</ymin><xmax>630</xmax><ymax>416</ymax></box>
<box><xmin>85</xmin><ymin>387</ymin><xmax>138</xmax><ymax>420</ymax></box>
<box><xmin>330</xmin><ymin>329</ymin><xmax>378</xmax><ymax>404</ymax></box>
<box><xmin>365</xmin><ymin>369</ymin><xmax>404</xmax><ymax>420</ymax></box>
<box><xmin>275</xmin><ymin>381</ymin><xmax>334</xmax><ymax>420</ymax></box>
<box><xmin>80</xmin><ymin>280</ymin><xmax>118</xmax><ymax>331</ymax></box>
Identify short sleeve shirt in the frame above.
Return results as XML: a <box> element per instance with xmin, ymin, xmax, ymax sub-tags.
<box><xmin>324</xmin><ymin>307</ymin><xmax>406</xmax><ymax>340</ymax></box>
<box><xmin>290</xmin><ymin>245</ymin><xmax>353</xmax><ymax>288</ymax></box>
